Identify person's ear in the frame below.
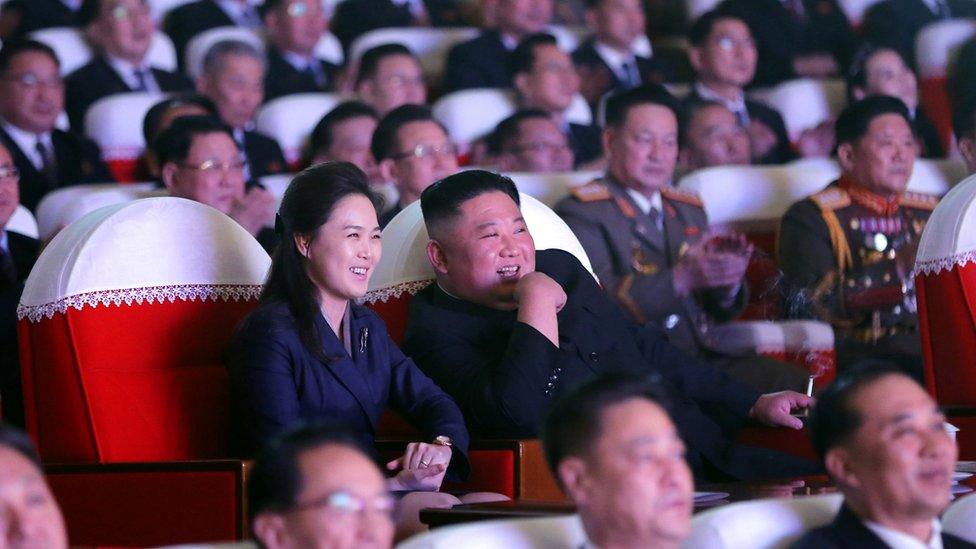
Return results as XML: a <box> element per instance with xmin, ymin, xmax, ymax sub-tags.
<box><xmin>379</xmin><ymin>157</ymin><xmax>398</xmax><ymax>185</ymax></box>
<box><xmin>294</xmin><ymin>233</ymin><xmax>312</xmax><ymax>259</ymax></box>
<box><xmin>160</xmin><ymin>162</ymin><xmax>179</xmax><ymax>191</ymax></box>
<box><xmin>836</xmin><ymin>142</ymin><xmax>856</xmax><ymax>172</ymax></box>
<box><xmin>601</xmin><ymin>127</ymin><xmax>615</xmax><ymax>157</ymax></box>
<box><xmin>496</xmin><ymin>152</ymin><xmax>516</xmax><ymax>172</ymax></box>
<box><xmin>195</xmin><ymin>75</ymin><xmax>209</xmax><ymax>95</ymax></box>
<box><xmin>356</xmin><ymin>79</ymin><xmax>374</xmax><ymax>102</ymax></box>
<box><xmin>426</xmin><ymin>239</ymin><xmax>449</xmax><ymax>274</ymax></box>
<box><xmin>852</xmin><ymin>87</ymin><xmax>866</xmax><ymax>101</ymax></box>
<box><xmin>252</xmin><ymin>513</ymin><xmax>288</xmax><ymax>549</ymax></box>
<box><xmin>687</xmin><ymin>47</ymin><xmax>703</xmax><ymax>74</ymax></box>
<box><xmin>825</xmin><ymin>446</ymin><xmax>863</xmax><ymax>490</ymax></box>
<box><xmin>959</xmin><ymin>136</ymin><xmax>976</xmax><ymax>171</ymax></box>
<box><xmin>557</xmin><ymin>457</ymin><xmax>591</xmax><ymax>504</ymax></box>
<box><xmin>513</xmin><ymin>73</ymin><xmax>531</xmax><ymax>99</ymax></box>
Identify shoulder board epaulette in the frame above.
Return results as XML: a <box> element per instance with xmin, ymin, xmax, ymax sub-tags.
<box><xmin>900</xmin><ymin>191</ymin><xmax>939</xmax><ymax>211</ymax></box>
<box><xmin>810</xmin><ymin>187</ymin><xmax>851</xmax><ymax>211</ymax></box>
<box><xmin>569</xmin><ymin>180</ymin><xmax>612</xmax><ymax>203</ymax></box>
<box><xmin>661</xmin><ymin>186</ymin><xmax>703</xmax><ymax>208</ymax></box>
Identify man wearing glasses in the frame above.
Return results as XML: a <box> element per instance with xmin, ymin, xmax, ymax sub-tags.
<box><xmin>262</xmin><ymin>0</ymin><xmax>339</xmax><ymax>101</ymax></box>
<box><xmin>65</xmin><ymin>0</ymin><xmax>193</xmax><ymax>131</ymax></box>
<box><xmin>487</xmin><ymin>108</ymin><xmax>574</xmax><ymax>172</ymax></box>
<box><xmin>249</xmin><ymin>423</ymin><xmax>395</xmax><ymax>549</ymax></box>
<box><xmin>0</xmin><ymin>39</ymin><xmax>112</xmax><ymax>212</ymax></box>
<box><xmin>371</xmin><ymin>104</ymin><xmax>457</xmax><ymax>228</ymax></box>
<box><xmin>354</xmin><ymin>44</ymin><xmax>427</xmax><ymax>118</ymax></box>
<box><xmin>154</xmin><ymin>115</ymin><xmax>277</xmax><ymax>252</ymax></box>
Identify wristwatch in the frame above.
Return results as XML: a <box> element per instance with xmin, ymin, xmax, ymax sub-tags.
<box><xmin>433</xmin><ymin>435</ymin><xmax>453</xmax><ymax>447</ymax></box>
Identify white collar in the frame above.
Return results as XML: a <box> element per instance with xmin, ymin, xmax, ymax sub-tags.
<box><xmin>281</xmin><ymin>50</ymin><xmax>317</xmax><ymax>71</ymax></box>
<box><xmin>863</xmin><ymin>519</ymin><xmax>943</xmax><ymax>549</ymax></box>
<box><xmin>105</xmin><ymin>53</ymin><xmax>149</xmax><ymax>76</ymax></box>
<box><xmin>625</xmin><ymin>187</ymin><xmax>662</xmax><ymax>216</ymax></box>
<box><xmin>694</xmin><ymin>82</ymin><xmax>748</xmax><ymax>115</ymax></box>
<box><xmin>215</xmin><ymin>0</ymin><xmax>260</xmax><ymax>15</ymax></box>
<box><xmin>592</xmin><ymin>40</ymin><xmax>639</xmax><ymax>73</ymax></box>
<box><xmin>499</xmin><ymin>32</ymin><xmax>519</xmax><ymax>51</ymax></box>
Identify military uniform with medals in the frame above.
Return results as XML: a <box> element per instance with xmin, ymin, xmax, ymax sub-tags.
<box><xmin>556</xmin><ymin>176</ymin><xmax>808</xmax><ymax>393</ymax></box>
<box><xmin>778</xmin><ymin>178</ymin><xmax>937</xmax><ymax>378</ymax></box>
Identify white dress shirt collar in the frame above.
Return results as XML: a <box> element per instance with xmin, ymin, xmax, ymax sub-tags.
<box><xmin>694</xmin><ymin>82</ymin><xmax>749</xmax><ymax>122</ymax></box>
<box><xmin>105</xmin><ymin>54</ymin><xmax>158</xmax><ymax>92</ymax></box>
<box><xmin>1</xmin><ymin>119</ymin><xmax>52</xmax><ymax>171</ymax></box>
<box><xmin>592</xmin><ymin>41</ymin><xmax>640</xmax><ymax>83</ymax></box>
<box><xmin>281</xmin><ymin>50</ymin><xmax>317</xmax><ymax>71</ymax></box>
<box><xmin>864</xmin><ymin>519</ymin><xmax>943</xmax><ymax>549</ymax></box>
<box><xmin>625</xmin><ymin>187</ymin><xmax>663</xmax><ymax>216</ymax></box>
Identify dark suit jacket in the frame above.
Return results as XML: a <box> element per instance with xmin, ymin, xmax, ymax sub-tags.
<box><xmin>0</xmin><ymin>127</ymin><xmax>114</xmax><ymax>212</ymax></box>
<box><xmin>403</xmin><ymin>249</ymin><xmax>818</xmax><ymax>480</ymax></box>
<box><xmin>862</xmin><ymin>0</ymin><xmax>976</xmax><ymax>70</ymax></box>
<box><xmin>227</xmin><ymin>301</ymin><xmax>470</xmax><ymax>478</ymax></box>
<box><xmin>242</xmin><ymin>130</ymin><xmax>287</xmax><ymax>180</ymax></box>
<box><xmin>0</xmin><ymin>231</ymin><xmax>40</xmax><ymax>428</ymax></box>
<box><xmin>443</xmin><ymin>30</ymin><xmax>512</xmax><ymax>92</ymax></box>
<box><xmin>64</xmin><ymin>56</ymin><xmax>194</xmax><ymax>131</ymax></box>
<box><xmin>572</xmin><ymin>37</ymin><xmax>673</xmax><ymax>106</ymax></box>
<box><xmin>720</xmin><ymin>0</ymin><xmax>859</xmax><ymax>87</ymax></box>
<box><xmin>791</xmin><ymin>503</ymin><xmax>976</xmax><ymax>548</ymax></box>
<box><xmin>163</xmin><ymin>0</ymin><xmax>236</xmax><ymax>68</ymax></box>
<box><xmin>263</xmin><ymin>48</ymin><xmax>340</xmax><ymax>102</ymax></box>
<box><xmin>0</xmin><ymin>0</ymin><xmax>80</xmax><ymax>38</ymax></box>
<box><xmin>567</xmin><ymin>122</ymin><xmax>602</xmax><ymax>167</ymax></box>
<box><xmin>684</xmin><ymin>88</ymin><xmax>796</xmax><ymax>164</ymax></box>
<box><xmin>331</xmin><ymin>0</ymin><xmax>462</xmax><ymax>50</ymax></box>
<box><xmin>915</xmin><ymin>107</ymin><xmax>944</xmax><ymax>158</ymax></box>
<box><xmin>378</xmin><ymin>202</ymin><xmax>404</xmax><ymax>229</ymax></box>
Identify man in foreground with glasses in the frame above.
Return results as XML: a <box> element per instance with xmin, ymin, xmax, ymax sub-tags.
<box><xmin>372</xmin><ymin>104</ymin><xmax>457</xmax><ymax>228</ymax></box>
<box><xmin>0</xmin><ymin>39</ymin><xmax>112</xmax><ymax>212</ymax></box>
<box><xmin>154</xmin><ymin>115</ymin><xmax>277</xmax><ymax>252</ymax></box>
<box><xmin>249</xmin><ymin>423</ymin><xmax>395</xmax><ymax>549</ymax></box>
<box><xmin>487</xmin><ymin>108</ymin><xmax>574</xmax><ymax>172</ymax></box>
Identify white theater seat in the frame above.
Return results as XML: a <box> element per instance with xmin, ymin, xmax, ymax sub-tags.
<box><xmin>747</xmin><ymin>78</ymin><xmax>847</xmax><ymax>141</ymax></box>
<box><xmin>432</xmin><ymin>89</ymin><xmax>592</xmax><ymax>145</ymax></box>
<box><xmin>6</xmin><ymin>205</ymin><xmax>39</xmax><ymax>240</ymax></box>
<box><xmin>314</xmin><ymin>32</ymin><xmax>344</xmax><ymax>66</ymax></box>
<box><xmin>908</xmin><ymin>159</ymin><xmax>968</xmax><ymax>195</ymax></box>
<box><xmin>348</xmin><ymin>27</ymin><xmax>479</xmax><ymax>85</ymax></box>
<box><xmin>184</xmin><ymin>26</ymin><xmax>265</xmax><ymax>79</ymax></box>
<box><xmin>35</xmin><ymin>183</ymin><xmax>161</xmax><ymax>242</ymax></box>
<box><xmin>683</xmin><ymin>494</ymin><xmax>844</xmax><ymax>549</ymax></box>
<box><xmin>84</xmin><ymin>91</ymin><xmax>168</xmax><ymax>169</ymax></box>
<box><xmin>31</xmin><ymin>27</ymin><xmax>177</xmax><ymax>76</ymax></box>
<box><xmin>944</xmin><ymin>493</ymin><xmax>976</xmax><ymax>544</ymax></box>
<box><xmin>915</xmin><ymin>19</ymin><xmax>976</xmax><ymax>80</ymax></box>
<box><xmin>396</xmin><ymin>514</ymin><xmax>585</xmax><ymax>549</ymax></box>
<box><xmin>255</xmin><ymin>93</ymin><xmax>346</xmax><ymax>165</ymax></box>
<box><xmin>505</xmin><ymin>170</ymin><xmax>601</xmax><ymax>207</ymax></box>
<box><xmin>838</xmin><ymin>0</ymin><xmax>883</xmax><ymax>26</ymax></box>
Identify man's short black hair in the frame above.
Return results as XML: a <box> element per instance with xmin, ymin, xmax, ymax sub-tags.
<box><xmin>604</xmin><ymin>84</ymin><xmax>683</xmax><ymax>131</ymax></box>
<box><xmin>953</xmin><ymin>93</ymin><xmax>976</xmax><ymax>142</ymax></box>
<box><xmin>0</xmin><ymin>423</ymin><xmax>43</xmax><ymax>469</ymax></box>
<box><xmin>356</xmin><ymin>43</ymin><xmax>417</xmax><ymax>85</ymax></box>
<box><xmin>308</xmin><ymin>101</ymin><xmax>379</xmax><ymax>158</ymax></box>
<box><xmin>153</xmin><ymin>115</ymin><xmax>235</xmax><ymax>167</ymax></box>
<box><xmin>542</xmin><ymin>373</ymin><xmax>670</xmax><ymax>482</ymax></box>
<box><xmin>420</xmin><ymin>169</ymin><xmax>521</xmax><ymax>235</ymax></box>
<box><xmin>0</xmin><ymin>39</ymin><xmax>60</xmax><ymax>76</ymax></box>
<box><xmin>370</xmin><ymin>104</ymin><xmax>446</xmax><ymax>161</ymax></box>
<box><xmin>247</xmin><ymin>422</ymin><xmax>372</xmax><ymax>525</ymax></box>
<box><xmin>486</xmin><ymin>108</ymin><xmax>553</xmax><ymax>155</ymax></box>
<box><xmin>679</xmin><ymin>99</ymin><xmax>729</xmax><ymax>146</ymax></box>
<box><xmin>509</xmin><ymin>33</ymin><xmax>559</xmax><ymax>78</ymax></box>
<box><xmin>688</xmin><ymin>8</ymin><xmax>744</xmax><ymax>47</ymax></box>
<box><xmin>808</xmin><ymin>362</ymin><xmax>917</xmax><ymax>462</ymax></box>
<box><xmin>835</xmin><ymin>95</ymin><xmax>913</xmax><ymax>147</ymax></box>
<box><xmin>142</xmin><ymin>94</ymin><xmax>218</xmax><ymax>146</ymax></box>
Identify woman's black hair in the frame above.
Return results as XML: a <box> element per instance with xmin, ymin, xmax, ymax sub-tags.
<box><xmin>260</xmin><ymin>161</ymin><xmax>381</xmax><ymax>362</ymax></box>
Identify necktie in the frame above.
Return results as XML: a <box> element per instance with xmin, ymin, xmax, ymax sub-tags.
<box><xmin>935</xmin><ymin>0</ymin><xmax>951</xmax><ymax>18</ymax></box>
<box><xmin>132</xmin><ymin>68</ymin><xmax>150</xmax><ymax>92</ymax></box>
<box><xmin>734</xmin><ymin>108</ymin><xmax>750</xmax><ymax>127</ymax></box>
<box><xmin>304</xmin><ymin>62</ymin><xmax>327</xmax><ymax>89</ymax></box>
<box><xmin>621</xmin><ymin>59</ymin><xmax>640</xmax><ymax>88</ymax></box>
<box><xmin>35</xmin><ymin>139</ymin><xmax>57</xmax><ymax>187</ymax></box>
<box><xmin>0</xmin><ymin>246</ymin><xmax>15</xmax><ymax>294</ymax></box>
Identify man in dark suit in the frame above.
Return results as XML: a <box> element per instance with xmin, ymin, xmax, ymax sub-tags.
<box><xmin>792</xmin><ymin>366</ymin><xmax>969</xmax><ymax>548</ymax></box>
<box><xmin>0</xmin><ymin>39</ymin><xmax>113</xmax><ymax>212</ymax></box>
<box><xmin>0</xmin><ymin>0</ymin><xmax>82</xmax><ymax>40</ymax></box>
<box><xmin>163</xmin><ymin>0</ymin><xmax>262</xmax><ymax>68</ymax></box>
<box><xmin>402</xmin><ymin>168</ymin><xmax>819</xmax><ymax>481</ymax></box>
<box><xmin>862</xmin><ymin>0</ymin><xmax>976</xmax><ymax>71</ymax></box>
<box><xmin>197</xmin><ymin>39</ymin><xmax>287</xmax><ymax>181</ymax></box>
<box><xmin>0</xmin><ymin>143</ymin><xmax>40</xmax><ymax>428</ymax></box>
<box><xmin>487</xmin><ymin>108</ymin><xmax>575</xmax><ymax>171</ymax></box>
<box><xmin>262</xmin><ymin>0</ymin><xmax>340</xmax><ymax>101</ymax></box>
<box><xmin>572</xmin><ymin>0</ymin><xmax>672</xmax><ymax>108</ymax></box>
<box><xmin>512</xmin><ymin>34</ymin><xmax>602</xmax><ymax>167</ymax></box>
<box><xmin>685</xmin><ymin>9</ymin><xmax>797</xmax><ymax>164</ymax></box>
<box><xmin>443</xmin><ymin>0</ymin><xmax>553</xmax><ymax>92</ymax></box>
<box><xmin>65</xmin><ymin>0</ymin><xmax>194</xmax><ymax>131</ymax></box>
<box><xmin>331</xmin><ymin>0</ymin><xmax>462</xmax><ymax>51</ymax></box>
<box><xmin>719</xmin><ymin>0</ymin><xmax>858</xmax><ymax>87</ymax></box>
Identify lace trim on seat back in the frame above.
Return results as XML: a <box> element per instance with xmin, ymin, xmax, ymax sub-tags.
<box><xmin>362</xmin><ymin>280</ymin><xmax>434</xmax><ymax>305</ymax></box>
<box><xmin>914</xmin><ymin>249</ymin><xmax>976</xmax><ymax>277</ymax></box>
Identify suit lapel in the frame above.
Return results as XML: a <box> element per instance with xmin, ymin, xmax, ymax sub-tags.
<box><xmin>832</xmin><ymin>504</ymin><xmax>892</xmax><ymax>548</ymax></box>
<box><xmin>0</xmin><ymin>128</ymin><xmax>39</xmax><ymax>183</ymax></box>
<box><xmin>95</xmin><ymin>57</ymin><xmax>134</xmax><ymax>93</ymax></box>
<box><xmin>312</xmin><ymin>310</ymin><xmax>377</xmax><ymax>428</ymax></box>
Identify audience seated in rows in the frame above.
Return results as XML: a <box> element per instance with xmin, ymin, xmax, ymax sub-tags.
<box><xmin>0</xmin><ymin>39</ymin><xmax>113</xmax><ymax>212</ymax></box>
<box><xmin>332</xmin><ymin>0</ymin><xmax>463</xmax><ymax>51</ymax></box>
<box><xmin>354</xmin><ymin>44</ymin><xmax>427</xmax><ymax>117</ymax></box>
<box><xmin>155</xmin><ymin>115</ymin><xmax>278</xmax><ymax>251</ymax></box>
<box><xmin>0</xmin><ymin>0</ymin><xmax>83</xmax><ymax>40</ymax></box>
<box><xmin>792</xmin><ymin>365</ymin><xmax>963</xmax><ymax>548</ymax></box>
<box><xmin>543</xmin><ymin>374</ymin><xmax>694</xmax><ymax>549</ymax></box>
<box><xmin>678</xmin><ymin>100</ymin><xmax>751</xmax><ymax>172</ymax></box>
<box><xmin>511</xmin><ymin>33</ymin><xmax>602</xmax><ymax>167</ymax></box>
<box><xmin>0</xmin><ymin>143</ymin><xmax>39</xmax><ymax>428</ymax></box>
<box><xmin>262</xmin><ymin>0</ymin><xmax>339</xmax><ymax>101</ymax></box>
<box><xmin>372</xmin><ymin>104</ymin><xmax>457</xmax><ymax>227</ymax></box>
<box><xmin>861</xmin><ymin>0</ymin><xmax>976</xmax><ymax>70</ymax></box>
<box><xmin>65</xmin><ymin>0</ymin><xmax>193</xmax><ymax>131</ymax></box>
<box><xmin>305</xmin><ymin>101</ymin><xmax>382</xmax><ymax>183</ymax></box>
<box><xmin>227</xmin><ymin>163</ymin><xmax>504</xmax><ymax>539</ymax></box>
<box><xmin>165</xmin><ymin>0</ymin><xmax>263</xmax><ymax>66</ymax></box>
<box><xmin>846</xmin><ymin>44</ymin><xmax>943</xmax><ymax>158</ymax></box>
<box><xmin>778</xmin><ymin>96</ymin><xmax>938</xmax><ymax>382</ymax></box>
<box><xmin>141</xmin><ymin>93</ymin><xmax>218</xmax><ymax>179</ymax></box>
<box><xmin>443</xmin><ymin>0</ymin><xmax>553</xmax><ymax>92</ymax></box>
<box><xmin>555</xmin><ymin>86</ymin><xmax>807</xmax><ymax>393</ymax></box>
<box><xmin>401</xmin><ymin>169</ymin><xmax>818</xmax><ymax>480</ymax></box>
<box><xmin>0</xmin><ymin>424</ymin><xmax>68</xmax><ymax>549</ymax></box>
<box><xmin>487</xmin><ymin>108</ymin><xmax>575</xmax><ymax>172</ymax></box>
<box><xmin>197</xmin><ymin>39</ymin><xmax>288</xmax><ymax>182</ymax></box>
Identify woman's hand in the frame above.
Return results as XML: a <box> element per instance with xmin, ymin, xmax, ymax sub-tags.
<box><xmin>385</xmin><ymin>442</ymin><xmax>452</xmax><ymax>492</ymax></box>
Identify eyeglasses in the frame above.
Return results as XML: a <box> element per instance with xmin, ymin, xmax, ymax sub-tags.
<box><xmin>713</xmin><ymin>36</ymin><xmax>755</xmax><ymax>51</ymax></box>
<box><xmin>0</xmin><ymin>165</ymin><xmax>19</xmax><ymax>182</ymax></box>
<box><xmin>4</xmin><ymin>73</ymin><xmax>64</xmax><ymax>90</ymax></box>
<box><xmin>291</xmin><ymin>490</ymin><xmax>396</xmax><ymax>517</ymax></box>
<box><xmin>286</xmin><ymin>1</ymin><xmax>321</xmax><ymax>18</ymax></box>
<box><xmin>392</xmin><ymin>143</ymin><xmax>456</xmax><ymax>161</ymax></box>
<box><xmin>380</xmin><ymin>73</ymin><xmax>424</xmax><ymax>88</ymax></box>
<box><xmin>109</xmin><ymin>3</ymin><xmax>150</xmax><ymax>21</ymax></box>
<box><xmin>179</xmin><ymin>157</ymin><xmax>247</xmax><ymax>175</ymax></box>
<box><xmin>510</xmin><ymin>141</ymin><xmax>570</xmax><ymax>155</ymax></box>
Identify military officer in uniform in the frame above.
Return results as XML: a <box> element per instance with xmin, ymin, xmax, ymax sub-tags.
<box><xmin>557</xmin><ymin>86</ymin><xmax>808</xmax><ymax>393</ymax></box>
<box><xmin>779</xmin><ymin>96</ymin><xmax>936</xmax><ymax>379</ymax></box>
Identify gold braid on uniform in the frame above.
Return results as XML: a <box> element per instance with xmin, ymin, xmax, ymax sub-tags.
<box><xmin>821</xmin><ymin>209</ymin><xmax>853</xmax><ymax>274</ymax></box>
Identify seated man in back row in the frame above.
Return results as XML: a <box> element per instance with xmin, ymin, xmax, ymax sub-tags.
<box><xmin>402</xmin><ymin>168</ymin><xmax>818</xmax><ymax>481</ymax></box>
